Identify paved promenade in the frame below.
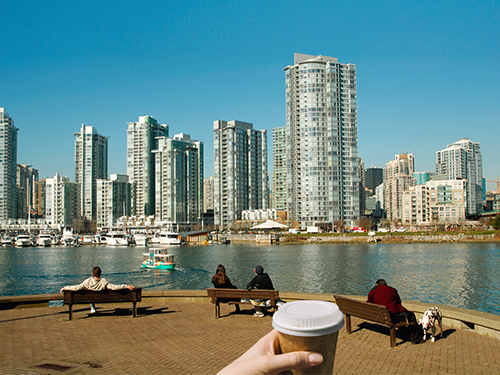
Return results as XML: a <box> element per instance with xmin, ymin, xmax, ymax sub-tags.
<box><xmin>1</xmin><ymin>300</ymin><xmax>500</xmax><ymax>374</ymax></box>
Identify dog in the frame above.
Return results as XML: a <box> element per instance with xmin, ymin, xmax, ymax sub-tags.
<box><xmin>419</xmin><ymin>307</ymin><xmax>443</xmax><ymax>342</ymax></box>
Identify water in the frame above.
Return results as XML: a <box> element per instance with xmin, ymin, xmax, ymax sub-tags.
<box><xmin>1</xmin><ymin>243</ymin><xmax>499</xmax><ymax>315</ymax></box>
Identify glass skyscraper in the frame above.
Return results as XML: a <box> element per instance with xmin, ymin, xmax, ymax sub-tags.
<box><xmin>0</xmin><ymin>108</ymin><xmax>18</xmax><ymax>220</ymax></box>
<box><xmin>284</xmin><ymin>53</ymin><xmax>359</xmax><ymax>228</ymax></box>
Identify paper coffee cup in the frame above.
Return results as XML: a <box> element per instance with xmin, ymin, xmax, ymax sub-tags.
<box><xmin>272</xmin><ymin>300</ymin><xmax>344</xmax><ymax>375</ymax></box>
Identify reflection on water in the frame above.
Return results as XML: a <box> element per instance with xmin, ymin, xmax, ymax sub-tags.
<box><xmin>0</xmin><ymin>243</ymin><xmax>499</xmax><ymax>315</ymax></box>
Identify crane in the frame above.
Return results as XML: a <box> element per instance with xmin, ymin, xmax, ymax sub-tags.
<box><xmin>485</xmin><ymin>177</ymin><xmax>500</xmax><ymax>194</ymax></box>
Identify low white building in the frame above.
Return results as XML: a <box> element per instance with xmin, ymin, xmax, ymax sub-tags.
<box><xmin>241</xmin><ymin>209</ymin><xmax>277</xmax><ymax>221</ymax></box>
<box><xmin>96</xmin><ymin>174</ymin><xmax>132</xmax><ymax>228</ymax></box>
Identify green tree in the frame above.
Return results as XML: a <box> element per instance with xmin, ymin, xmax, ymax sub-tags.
<box><xmin>491</xmin><ymin>215</ymin><xmax>500</xmax><ymax>230</ymax></box>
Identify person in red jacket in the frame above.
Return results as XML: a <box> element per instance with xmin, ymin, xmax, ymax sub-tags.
<box><xmin>367</xmin><ymin>279</ymin><xmax>423</xmax><ymax>344</ymax></box>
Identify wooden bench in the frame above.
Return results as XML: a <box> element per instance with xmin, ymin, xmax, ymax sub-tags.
<box><xmin>63</xmin><ymin>288</ymin><xmax>142</xmax><ymax>320</ymax></box>
<box><xmin>207</xmin><ymin>288</ymin><xmax>280</xmax><ymax>318</ymax></box>
<box><xmin>333</xmin><ymin>294</ymin><xmax>416</xmax><ymax>347</ymax></box>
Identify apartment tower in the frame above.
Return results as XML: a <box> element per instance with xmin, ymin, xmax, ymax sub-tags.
<box><xmin>383</xmin><ymin>153</ymin><xmax>416</xmax><ymax>221</ymax></box>
<box><xmin>0</xmin><ymin>108</ymin><xmax>18</xmax><ymax>220</ymax></box>
<box><xmin>284</xmin><ymin>53</ymin><xmax>359</xmax><ymax>228</ymax></box>
<box><xmin>436</xmin><ymin>138</ymin><xmax>483</xmax><ymax>217</ymax></box>
<box><xmin>213</xmin><ymin>120</ymin><xmax>269</xmax><ymax>229</ymax></box>
<box><xmin>127</xmin><ymin>116</ymin><xmax>168</xmax><ymax>216</ymax></box>
<box><xmin>272</xmin><ymin>127</ymin><xmax>287</xmax><ymax>210</ymax></box>
<box><xmin>74</xmin><ymin>124</ymin><xmax>109</xmax><ymax>221</ymax></box>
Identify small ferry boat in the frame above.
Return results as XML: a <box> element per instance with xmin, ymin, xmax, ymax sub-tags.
<box><xmin>141</xmin><ymin>248</ymin><xmax>175</xmax><ymax>270</ymax></box>
<box><xmin>106</xmin><ymin>231</ymin><xmax>130</xmax><ymax>246</ymax></box>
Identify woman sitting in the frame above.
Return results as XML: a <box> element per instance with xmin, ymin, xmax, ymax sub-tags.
<box><xmin>212</xmin><ymin>264</ymin><xmax>240</xmax><ymax>313</ymax></box>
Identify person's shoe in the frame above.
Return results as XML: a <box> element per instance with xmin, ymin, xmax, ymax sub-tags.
<box><xmin>90</xmin><ymin>307</ymin><xmax>96</xmax><ymax>314</ymax></box>
<box><xmin>253</xmin><ymin>311</ymin><xmax>265</xmax><ymax>318</ymax></box>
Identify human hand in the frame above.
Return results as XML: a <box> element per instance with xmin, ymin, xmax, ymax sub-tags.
<box><xmin>60</xmin><ymin>287</ymin><xmax>66</xmax><ymax>294</ymax></box>
<box><xmin>217</xmin><ymin>329</ymin><xmax>323</xmax><ymax>375</ymax></box>
<box><xmin>127</xmin><ymin>285</ymin><xmax>135</xmax><ymax>290</ymax></box>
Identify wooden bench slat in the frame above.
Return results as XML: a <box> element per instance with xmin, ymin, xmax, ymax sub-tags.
<box><xmin>207</xmin><ymin>288</ymin><xmax>280</xmax><ymax>318</ymax></box>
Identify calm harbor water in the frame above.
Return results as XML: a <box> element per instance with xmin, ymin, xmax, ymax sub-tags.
<box><xmin>1</xmin><ymin>242</ymin><xmax>499</xmax><ymax>315</ymax></box>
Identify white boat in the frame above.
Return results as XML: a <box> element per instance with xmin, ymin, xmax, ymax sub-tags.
<box><xmin>62</xmin><ymin>228</ymin><xmax>75</xmax><ymax>246</ymax></box>
<box><xmin>2</xmin><ymin>235</ymin><xmax>14</xmax><ymax>247</ymax></box>
<box><xmin>16</xmin><ymin>234</ymin><xmax>32</xmax><ymax>247</ymax></box>
<box><xmin>106</xmin><ymin>231</ymin><xmax>130</xmax><ymax>246</ymax></box>
<box><xmin>133</xmin><ymin>232</ymin><xmax>150</xmax><ymax>246</ymax></box>
<box><xmin>158</xmin><ymin>231</ymin><xmax>181</xmax><ymax>245</ymax></box>
<box><xmin>36</xmin><ymin>232</ymin><xmax>53</xmax><ymax>247</ymax></box>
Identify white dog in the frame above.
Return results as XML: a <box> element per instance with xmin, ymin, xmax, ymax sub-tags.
<box><xmin>419</xmin><ymin>307</ymin><xmax>443</xmax><ymax>342</ymax></box>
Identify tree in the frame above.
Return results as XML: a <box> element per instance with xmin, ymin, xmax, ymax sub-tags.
<box><xmin>491</xmin><ymin>215</ymin><xmax>500</xmax><ymax>230</ymax></box>
<box><xmin>334</xmin><ymin>219</ymin><xmax>344</xmax><ymax>233</ymax></box>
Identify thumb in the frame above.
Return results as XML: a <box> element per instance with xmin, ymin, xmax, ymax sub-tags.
<box><xmin>263</xmin><ymin>352</ymin><xmax>323</xmax><ymax>374</ymax></box>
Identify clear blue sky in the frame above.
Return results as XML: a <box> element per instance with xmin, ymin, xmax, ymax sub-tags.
<box><xmin>2</xmin><ymin>1</ymin><xmax>499</xmax><ymax>190</ymax></box>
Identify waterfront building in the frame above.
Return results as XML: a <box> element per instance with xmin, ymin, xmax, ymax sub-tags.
<box><xmin>413</xmin><ymin>171</ymin><xmax>434</xmax><ymax>185</ymax></box>
<box><xmin>383</xmin><ymin>153</ymin><xmax>416</xmax><ymax>221</ymax></box>
<box><xmin>45</xmin><ymin>173</ymin><xmax>78</xmax><ymax>228</ymax></box>
<box><xmin>365</xmin><ymin>167</ymin><xmax>383</xmax><ymax>191</ymax></box>
<box><xmin>358</xmin><ymin>157</ymin><xmax>366</xmax><ymax>217</ymax></box>
<box><xmin>0</xmin><ymin>108</ymin><xmax>18</xmax><ymax>220</ymax></box>
<box><xmin>213</xmin><ymin>120</ymin><xmax>269</xmax><ymax>229</ymax></box>
<box><xmin>401</xmin><ymin>178</ymin><xmax>466</xmax><ymax>225</ymax></box>
<box><xmin>272</xmin><ymin>127</ymin><xmax>287</xmax><ymax>211</ymax></box>
<box><xmin>436</xmin><ymin>138</ymin><xmax>483</xmax><ymax>217</ymax></box>
<box><xmin>16</xmin><ymin>164</ymin><xmax>39</xmax><ymax>219</ymax></box>
<box><xmin>34</xmin><ymin>179</ymin><xmax>46</xmax><ymax>217</ymax></box>
<box><xmin>284</xmin><ymin>53</ymin><xmax>359</xmax><ymax>228</ymax></box>
<box><xmin>203</xmin><ymin>176</ymin><xmax>214</xmax><ymax>213</ymax></box>
<box><xmin>96</xmin><ymin>174</ymin><xmax>132</xmax><ymax>228</ymax></box>
<box><xmin>74</xmin><ymin>124</ymin><xmax>108</xmax><ymax>221</ymax></box>
<box><xmin>127</xmin><ymin>115</ymin><xmax>168</xmax><ymax>217</ymax></box>
<box><xmin>153</xmin><ymin>133</ymin><xmax>203</xmax><ymax>226</ymax></box>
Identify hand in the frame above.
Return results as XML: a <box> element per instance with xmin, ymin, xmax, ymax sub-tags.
<box><xmin>217</xmin><ymin>329</ymin><xmax>322</xmax><ymax>375</ymax></box>
<box><xmin>127</xmin><ymin>285</ymin><xmax>135</xmax><ymax>290</ymax></box>
<box><xmin>60</xmin><ymin>287</ymin><xmax>66</xmax><ymax>294</ymax></box>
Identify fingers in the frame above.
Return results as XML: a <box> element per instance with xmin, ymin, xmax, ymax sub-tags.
<box><xmin>263</xmin><ymin>351</ymin><xmax>323</xmax><ymax>374</ymax></box>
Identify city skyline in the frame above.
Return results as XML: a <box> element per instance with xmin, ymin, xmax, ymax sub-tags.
<box><xmin>1</xmin><ymin>1</ymin><xmax>499</xmax><ymax>190</ymax></box>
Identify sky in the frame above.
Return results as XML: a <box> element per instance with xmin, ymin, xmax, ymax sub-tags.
<box><xmin>1</xmin><ymin>0</ymin><xmax>499</xmax><ymax>191</ymax></box>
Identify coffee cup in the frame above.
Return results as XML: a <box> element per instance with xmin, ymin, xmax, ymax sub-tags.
<box><xmin>272</xmin><ymin>300</ymin><xmax>344</xmax><ymax>374</ymax></box>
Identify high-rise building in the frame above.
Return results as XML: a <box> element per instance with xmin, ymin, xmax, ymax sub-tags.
<box><xmin>365</xmin><ymin>167</ymin><xmax>383</xmax><ymax>191</ymax></box>
<box><xmin>284</xmin><ymin>53</ymin><xmax>359</xmax><ymax>228</ymax></box>
<box><xmin>34</xmin><ymin>179</ymin><xmax>46</xmax><ymax>217</ymax></box>
<box><xmin>213</xmin><ymin>120</ymin><xmax>269</xmax><ymax>229</ymax></box>
<box><xmin>45</xmin><ymin>173</ymin><xmax>78</xmax><ymax>227</ymax></box>
<box><xmin>74</xmin><ymin>124</ymin><xmax>109</xmax><ymax>221</ymax></box>
<box><xmin>0</xmin><ymin>108</ymin><xmax>18</xmax><ymax>220</ymax></box>
<box><xmin>413</xmin><ymin>171</ymin><xmax>434</xmax><ymax>185</ymax></box>
<box><xmin>272</xmin><ymin>127</ymin><xmax>287</xmax><ymax>210</ymax></box>
<box><xmin>127</xmin><ymin>116</ymin><xmax>168</xmax><ymax>216</ymax></box>
<box><xmin>436</xmin><ymin>138</ymin><xmax>483</xmax><ymax>217</ymax></box>
<box><xmin>383</xmin><ymin>153</ymin><xmax>416</xmax><ymax>221</ymax></box>
<box><xmin>16</xmin><ymin>164</ymin><xmax>39</xmax><ymax>219</ymax></box>
<box><xmin>203</xmin><ymin>176</ymin><xmax>214</xmax><ymax>213</ymax></box>
<box><xmin>96</xmin><ymin>174</ymin><xmax>132</xmax><ymax>228</ymax></box>
<box><xmin>153</xmin><ymin>133</ymin><xmax>203</xmax><ymax>225</ymax></box>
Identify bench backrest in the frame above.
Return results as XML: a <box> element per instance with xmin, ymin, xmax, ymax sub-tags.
<box><xmin>64</xmin><ymin>288</ymin><xmax>142</xmax><ymax>304</ymax></box>
<box><xmin>207</xmin><ymin>288</ymin><xmax>279</xmax><ymax>304</ymax></box>
<box><xmin>333</xmin><ymin>294</ymin><xmax>394</xmax><ymax>326</ymax></box>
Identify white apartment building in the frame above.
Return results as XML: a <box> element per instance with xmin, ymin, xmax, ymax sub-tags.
<box><xmin>203</xmin><ymin>176</ymin><xmax>214</xmax><ymax>212</ymax></box>
<box><xmin>45</xmin><ymin>173</ymin><xmax>78</xmax><ymax>227</ymax></box>
<box><xmin>384</xmin><ymin>153</ymin><xmax>416</xmax><ymax>221</ymax></box>
<box><xmin>74</xmin><ymin>124</ymin><xmax>108</xmax><ymax>221</ymax></box>
<box><xmin>213</xmin><ymin>120</ymin><xmax>269</xmax><ymax>229</ymax></box>
<box><xmin>402</xmin><ymin>178</ymin><xmax>467</xmax><ymax>225</ymax></box>
<box><xmin>272</xmin><ymin>127</ymin><xmax>287</xmax><ymax>210</ymax></box>
<box><xmin>16</xmin><ymin>164</ymin><xmax>39</xmax><ymax>219</ymax></box>
<box><xmin>127</xmin><ymin>116</ymin><xmax>168</xmax><ymax>216</ymax></box>
<box><xmin>284</xmin><ymin>53</ymin><xmax>359</xmax><ymax>228</ymax></box>
<box><xmin>0</xmin><ymin>108</ymin><xmax>18</xmax><ymax>220</ymax></box>
<box><xmin>96</xmin><ymin>174</ymin><xmax>132</xmax><ymax>228</ymax></box>
<box><xmin>436</xmin><ymin>138</ymin><xmax>483</xmax><ymax>217</ymax></box>
<box><xmin>241</xmin><ymin>209</ymin><xmax>277</xmax><ymax>221</ymax></box>
<box><xmin>153</xmin><ymin>133</ymin><xmax>203</xmax><ymax>225</ymax></box>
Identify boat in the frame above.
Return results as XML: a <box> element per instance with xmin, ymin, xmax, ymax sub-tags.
<box><xmin>220</xmin><ymin>237</ymin><xmax>231</xmax><ymax>245</ymax></box>
<box><xmin>15</xmin><ymin>234</ymin><xmax>32</xmax><ymax>247</ymax></box>
<box><xmin>141</xmin><ymin>248</ymin><xmax>175</xmax><ymax>270</ymax></box>
<box><xmin>36</xmin><ymin>232</ymin><xmax>53</xmax><ymax>247</ymax></box>
<box><xmin>62</xmin><ymin>228</ymin><xmax>75</xmax><ymax>246</ymax></box>
<box><xmin>106</xmin><ymin>231</ymin><xmax>130</xmax><ymax>246</ymax></box>
<box><xmin>133</xmin><ymin>232</ymin><xmax>150</xmax><ymax>246</ymax></box>
<box><xmin>158</xmin><ymin>231</ymin><xmax>182</xmax><ymax>245</ymax></box>
<box><xmin>2</xmin><ymin>235</ymin><xmax>14</xmax><ymax>247</ymax></box>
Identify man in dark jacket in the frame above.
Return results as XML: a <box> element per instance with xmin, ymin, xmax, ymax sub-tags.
<box><xmin>367</xmin><ymin>279</ymin><xmax>423</xmax><ymax>344</ymax></box>
<box><xmin>246</xmin><ymin>265</ymin><xmax>274</xmax><ymax>317</ymax></box>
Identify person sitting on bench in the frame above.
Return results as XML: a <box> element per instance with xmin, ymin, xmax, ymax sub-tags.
<box><xmin>60</xmin><ymin>266</ymin><xmax>135</xmax><ymax>314</ymax></box>
<box><xmin>212</xmin><ymin>264</ymin><xmax>240</xmax><ymax>313</ymax></box>
<box><xmin>246</xmin><ymin>265</ymin><xmax>275</xmax><ymax>318</ymax></box>
<box><xmin>367</xmin><ymin>279</ymin><xmax>423</xmax><ymax>344</ymax></box>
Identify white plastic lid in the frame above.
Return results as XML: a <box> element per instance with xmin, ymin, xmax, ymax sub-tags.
<box><xmin>272</xmin><ymin>300</ymin><xmax>344</xmax><ymax>337</ymax></box>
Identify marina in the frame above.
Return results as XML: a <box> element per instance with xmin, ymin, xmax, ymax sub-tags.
<box><xmin>0</xmin><ymin>242</ymin><xmax>499</xmax><ymax>316</ymax></box>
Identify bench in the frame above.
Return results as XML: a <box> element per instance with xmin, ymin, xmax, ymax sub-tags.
<box><xmin>333</xmin><ymin>294</ymin><xmax>416</xmax><ymax>347</ymax></box>
<box><xmin>207</xmin><ymin>288</ymin><xmax>280</xmax><ymax>318</ymax></box>
<box><xmin>63</xmin><ymin>288</ymin><xmax>142</xmax><ymax>320</ymax></box>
